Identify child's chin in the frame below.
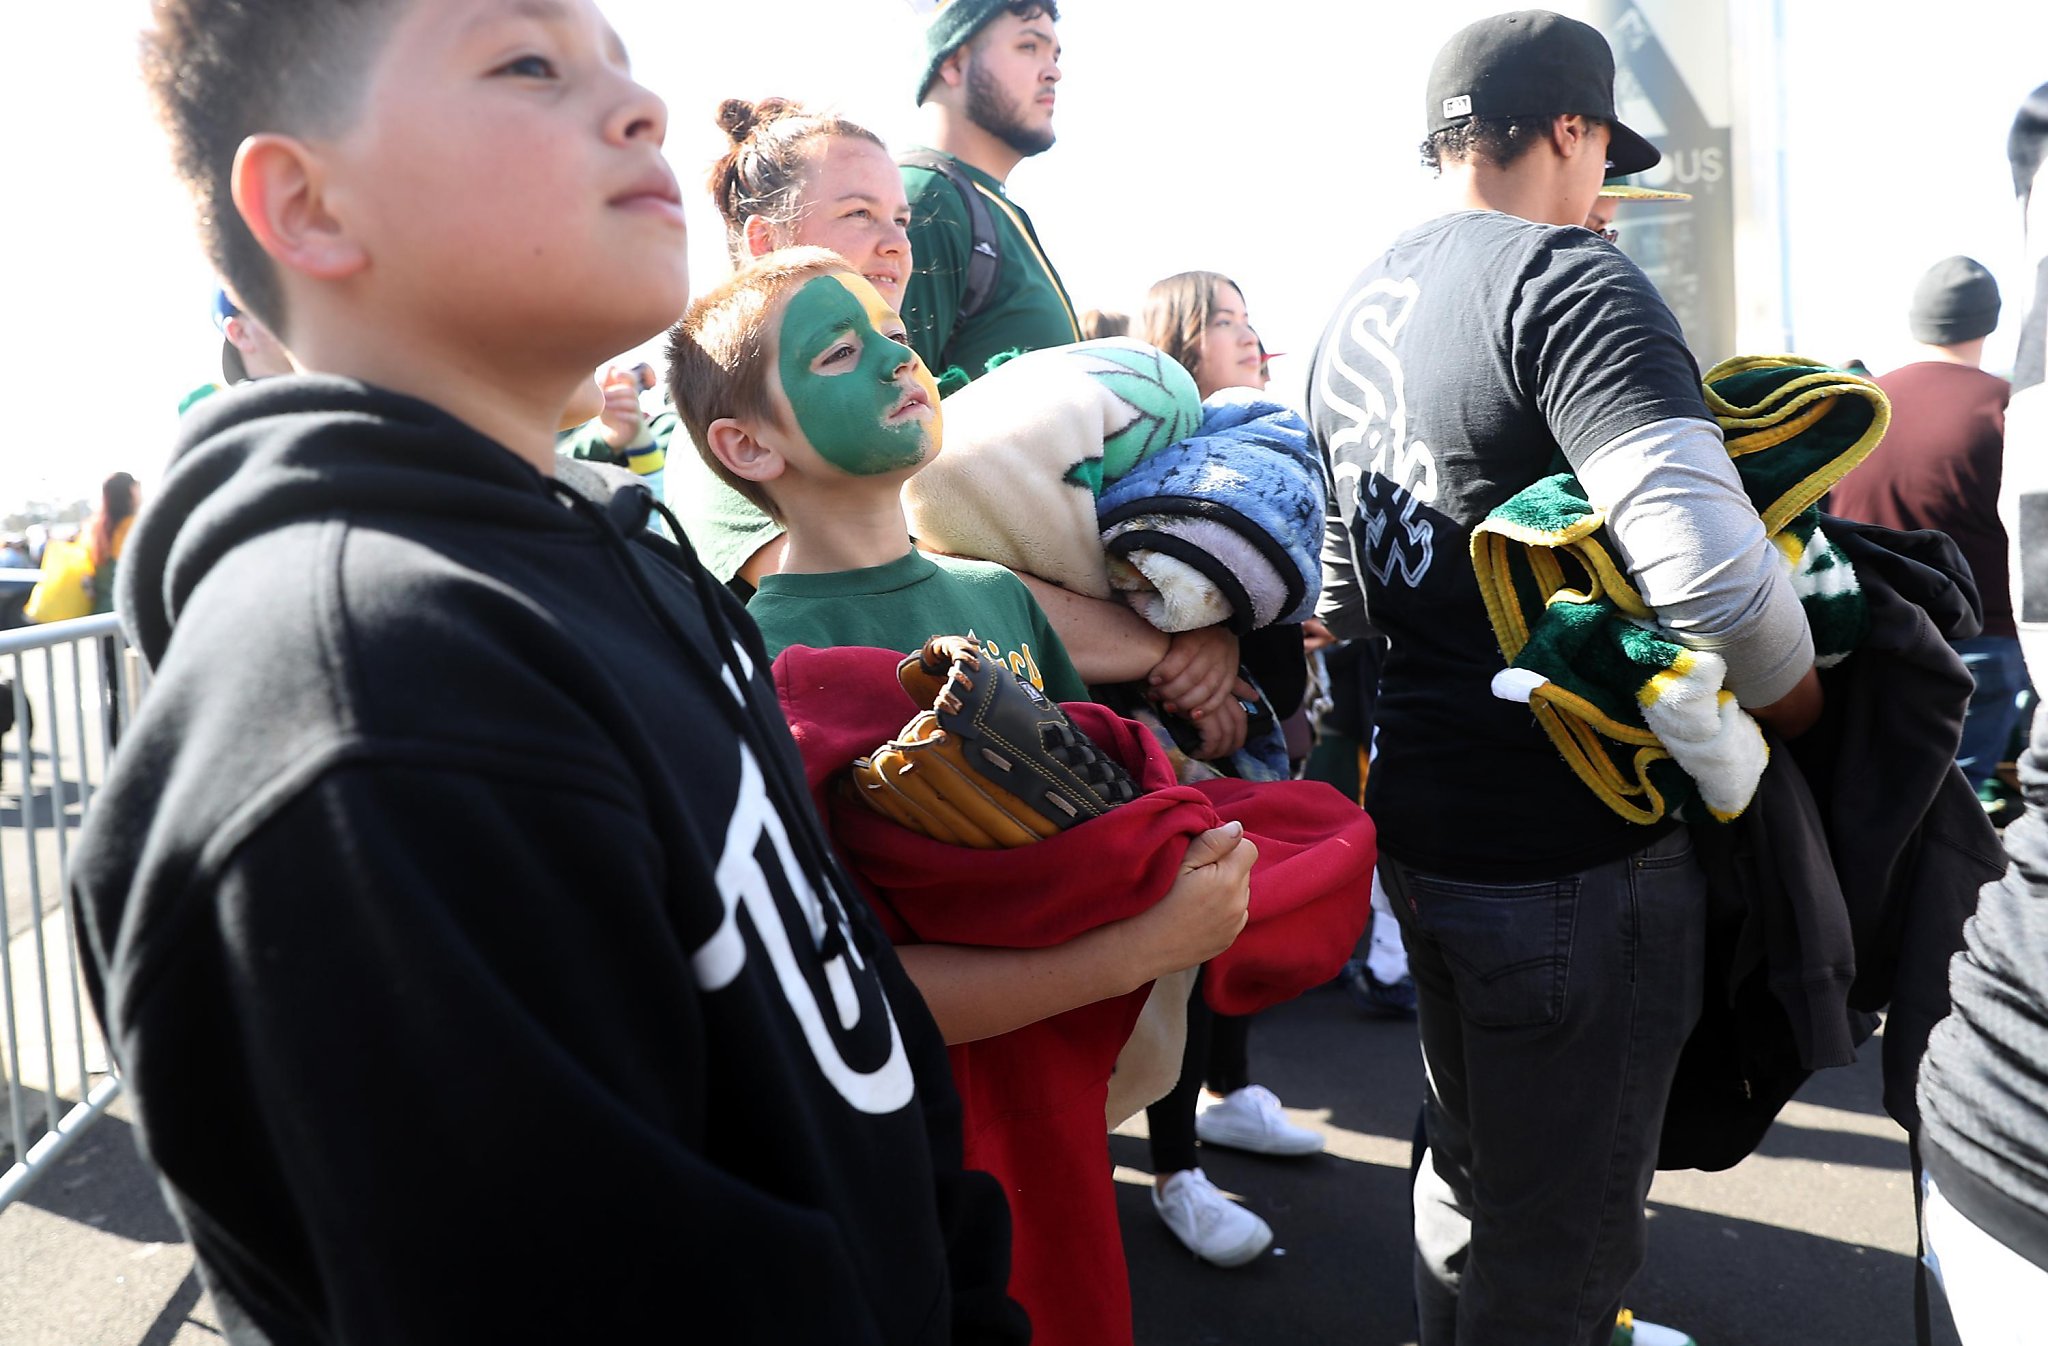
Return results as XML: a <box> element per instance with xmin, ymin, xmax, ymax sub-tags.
<box><xmin>608</xmin><ymin>285</ymin><xmax>691</xmax><ymax>346</ymax></box>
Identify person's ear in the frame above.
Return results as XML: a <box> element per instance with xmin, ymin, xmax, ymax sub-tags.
<box><xmin>742</xmin><ymin>213</ymin><xmax>781</xmax><ymax>259</ymax></box>
<box><xmin>231</xmin><ymin>134</ymin><xmax>368</xmax><ymax>282</ymax></box>
<box><xmin>707</xmin><ymin>419</ymin><xmax>787</xmax><ymax>484</ymax></box>
<box><xmin>1552</xmin><ymin>114</ymin><xmax>1595</xmax><ymax>160</ymax></box>
<box><xmin>935</xmin><ymin>45</ymin><xmax>971</xmax><ymax>94</ymax></box>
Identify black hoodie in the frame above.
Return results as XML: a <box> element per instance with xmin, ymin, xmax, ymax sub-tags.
<box><xmin>70</xmin><ymin>377</ymin><xmax>1027</xmax><ymax>1345</ymax></box>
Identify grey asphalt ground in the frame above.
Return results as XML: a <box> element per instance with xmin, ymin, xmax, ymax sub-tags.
<box><xmin>1117</xmin><ymin>987</ymin><xmax>1964</xmax><ymax>1346</ymax></box>
<box><xmin>0</xmin><ymin>980</ymin><xmax>1965</xmax><ymax>1345</ymax></box>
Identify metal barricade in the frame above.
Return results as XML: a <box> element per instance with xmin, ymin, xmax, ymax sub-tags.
<box><xmin>0</xmin><ymin>613</ymin><xmax>137</xmax><ymax>1211</ymax></box>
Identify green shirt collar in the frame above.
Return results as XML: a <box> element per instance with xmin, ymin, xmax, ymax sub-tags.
<box><xmin>755</xmin><ymin>547</ymin><xmax>935</xmax><ymax>598</ymax></box>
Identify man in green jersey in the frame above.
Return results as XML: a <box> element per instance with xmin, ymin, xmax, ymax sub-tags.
<box><xmin>903</xmin><ymin>0</ymin><xmax>1080</xmax><ymax>385</ymax></box>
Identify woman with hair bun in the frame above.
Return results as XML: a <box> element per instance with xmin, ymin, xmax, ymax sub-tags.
<box><xmin>707</xmin><ymin>98</ymin><xmax>912</xmax><ymax>307</ymax></box>
<box><xmin>672</xmin><ymin>99</ymin><xmax>914</xmax><ymax>590</ymax></box>
<box><xmin>674</xmin><ymin>105</ymin><xmax>1253</xmax><ymax>760</ymax></box>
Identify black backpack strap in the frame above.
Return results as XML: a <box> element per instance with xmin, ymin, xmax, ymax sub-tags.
<box><xmin>899</xmin><ymin>150</ymin><xmax>1001</xmax><ymax>321</ymax></box>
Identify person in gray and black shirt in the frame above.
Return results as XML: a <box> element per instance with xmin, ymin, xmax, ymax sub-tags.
<box><xmin>1308</xmin><ymin>12</ymin><xmax>1821</xmax><ymax>1343</ymax></box>
<box><xmin>1916</xmin><ymin>77</ymin><xmax>2048</xmax><ymax>1341</ymax></box>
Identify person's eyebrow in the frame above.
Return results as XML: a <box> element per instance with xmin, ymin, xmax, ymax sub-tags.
<box><xmin>1019</xmin><ymin>25</ymin><xmax>1055</xmax><ymax>43</ymax></box>
<box><xmin>811</xmin><ymin>319</ymin><xmax>860</xmax><ymax>350</ymax></box>
<box><xmin>477</xmin><ymin>0</ymin><xmax>571</xmax><ymax>30</ymax></box>
<box><xmin>469</xmin><ymin>0</ymin><xmax>629</xmax><ymax>69</ymax></box>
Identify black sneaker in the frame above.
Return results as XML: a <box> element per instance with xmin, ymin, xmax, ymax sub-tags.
<box><xmin>1341</xmin><ymin>960</ymin><xmax>1418</xmax><ymax>1019</ymax></box>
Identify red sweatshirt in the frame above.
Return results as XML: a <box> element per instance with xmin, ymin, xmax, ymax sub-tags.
<box><xmin>776</xmin><ymin>644</ymin><xmax>1374</xmax><ymax>1346</ymax></box>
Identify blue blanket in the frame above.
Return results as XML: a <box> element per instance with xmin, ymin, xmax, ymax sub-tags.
<box><xmin>1096</xmin><ymin>390</ymin><xmax>1325</xmax><ymax>634</ymax></box>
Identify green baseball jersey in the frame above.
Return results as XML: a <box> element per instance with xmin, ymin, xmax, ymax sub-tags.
<box><xmin>900</xmin><ymin>150</ymin><xmax>1081</xmax><ymax>385</ymax></box>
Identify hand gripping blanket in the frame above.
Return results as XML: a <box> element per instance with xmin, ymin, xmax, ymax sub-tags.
<box><xmin>1469</xmin><ymin>355</ymin><xmax>1890</xmax><ymax>825</ymax></box>
<box><xmin>1097</xmin><ymin>387</ymin><xmax>1328</xmax><ymax>634</ymax></box>
<box><xmin>774</xmin><ymin>643</ymin><xmax>1374</xmax><ymax>1346</ymax></box>
<box><xmin>902</xmin><ymin>338</ymin><xmax>1204</xmax><ymax>599</ymax></box>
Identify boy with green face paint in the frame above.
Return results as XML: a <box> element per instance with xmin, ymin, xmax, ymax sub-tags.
<box><xmin>777</xmin><ymin>272</ymin><xmax>940</xmax><ymax>478</ymax></box>
<box><xmin>668</xmin><ymin>250</ymin><xmax>1261</xmax><ymax>1342</ymax></box>
<box><xmin>668</xmin><ymin>246</ymin><xmax>1085</xmax><ymax>703</ymax></box>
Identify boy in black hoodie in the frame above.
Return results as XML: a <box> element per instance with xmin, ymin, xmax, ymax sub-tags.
<box><xmin>72</xmin><ymin>2</ymin><xmax>1026</xmax><ymax>1342</ymax></box>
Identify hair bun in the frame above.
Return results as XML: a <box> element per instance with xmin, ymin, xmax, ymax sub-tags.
<box><xmin>716</xmin><ymin>96</ymin><xmax>807</xmax><ymax>145</ymax></box>
<box><xmin>716</xmin><ymin>98</ymin><xmax>760</xmax><ymax>143</ymax></box>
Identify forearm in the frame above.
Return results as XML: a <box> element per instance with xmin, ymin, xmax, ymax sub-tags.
<box><xmin>1575</xmin><ymin>416</ymin><xmax>1815</xmax><ymax>705</ymax></box>
<box><xmin>1016</xmin><ymin>572</ymin><xmax>1171</xmax><ymax>684</ymax></box>
<box><xmin>895</xmin><ymin>927</ymin><xmax>1156</xmax><ymax>1046</ymax></box>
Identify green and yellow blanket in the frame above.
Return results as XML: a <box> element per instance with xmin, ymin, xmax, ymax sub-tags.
<box><xmin>1470</xmin><ymin>356</ymin><xmax>1890</xmax><ymax>825</ymax></box>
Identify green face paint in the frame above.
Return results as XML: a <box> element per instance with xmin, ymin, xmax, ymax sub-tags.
<box><xmin>776</xmin><ymin>274</ymin><xmax>940</xmax><ymax>476</ymax></box>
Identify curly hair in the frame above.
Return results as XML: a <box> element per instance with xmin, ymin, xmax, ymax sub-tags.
<box><xmin>1420</xmin><ymin>115</ymin><xmax>1606</xmax><ymax>174</ymax></box>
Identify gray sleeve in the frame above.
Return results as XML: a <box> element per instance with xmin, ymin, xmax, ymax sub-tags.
<box><xmin>1316</xmin><ymin>464</ymin><xmax>1373</xmax><ymax>641</ymax></box>
<box><xmin>1573</xmin><ymin>416</ymin><xmax>1813</xmax><ymax>706</ymax></box>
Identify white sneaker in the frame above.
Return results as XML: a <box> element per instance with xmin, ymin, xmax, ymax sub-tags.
<box><xmin>1152</xmin><ymin>1168</ymin><xmax>1273</xmax><ymax>1267</ymax></box>
<box><xmin>1195</xmin><ymin>1084</ymin><xmax>1325</xmax><ymax>1156</ymax></box>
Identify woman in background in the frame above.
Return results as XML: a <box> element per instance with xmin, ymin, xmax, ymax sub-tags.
<box><xmin>1135</xmin><ymin>272</ymin><xmax>1326</xmax><ymax>1268</ymax></box>
<box><xmin>682</xmin><ymin>99</ymin><xmax>913</xmax><ymax>591</ymax></box>
<box><xmin>88</xmin><ymin>471</ymin><xmax>140</xmax><ymax>741</ymax></box>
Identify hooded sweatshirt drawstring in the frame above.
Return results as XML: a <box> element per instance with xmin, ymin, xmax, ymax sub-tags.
<box><xmin>551</xmin><ymin>479</ymin><xmax>872</xmax><ymax>954</ymax></box>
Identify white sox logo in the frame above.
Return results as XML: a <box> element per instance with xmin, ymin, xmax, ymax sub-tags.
<box><xmin>690</xmin><ymin>643</ymin><xmax>913</xmax><ymax>1116</ymax></box>
<box><xmin>1317</xmin><ymin>277</ymin><xmax>1438</xmax><ymax>589</ymax></box>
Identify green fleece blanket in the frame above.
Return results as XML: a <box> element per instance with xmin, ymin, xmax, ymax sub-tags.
<box><xmin>1471</xmin><ymin>355</ymin><xmax>1890</xmax><ymax>824</ymax></box>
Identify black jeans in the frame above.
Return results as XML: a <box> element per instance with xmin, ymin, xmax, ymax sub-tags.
<box><xmin>1384</xmin><ymin>827</ymin><xmax>1706</xmax><ymax>1346</ymax></box>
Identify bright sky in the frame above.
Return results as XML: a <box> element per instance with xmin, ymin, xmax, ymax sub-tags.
<box><xmin>3</xmin><ymin>0</ymin><xmax>2044</xmax><ymax>514</ymax></box>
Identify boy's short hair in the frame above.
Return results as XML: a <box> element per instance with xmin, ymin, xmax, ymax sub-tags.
<box><xmin>665</xmin><ymin>246</ymin><xmax>858</xmax><ymax>521</ymax></box>
<box><xmin>143</xmin><ymin>0</ymin><xmax>404</xmax><ymax>337</ymax></box>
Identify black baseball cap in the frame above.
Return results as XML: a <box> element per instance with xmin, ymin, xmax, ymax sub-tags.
<box><xmin>1426</xmin><ymin>10</ymin><xmax>1660</xmax><ymax>177</ymax></box>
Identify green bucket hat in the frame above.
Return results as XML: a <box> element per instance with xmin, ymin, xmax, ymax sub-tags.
<box><xmin>915</xmin><ymin>0</ymin><xmax>1019</xmax><ymax>105</ymax></box>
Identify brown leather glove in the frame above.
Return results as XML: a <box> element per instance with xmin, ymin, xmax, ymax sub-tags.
<box><xmin>850</xmin><ymin>634</ymin><xmax>1139</xmax><ymax>848</ymax></box>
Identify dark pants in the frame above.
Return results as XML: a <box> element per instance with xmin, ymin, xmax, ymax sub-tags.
<box><xmin>1382</xmin><ymin>827</ymin><xmax>1707</xmax><ymax>1346</ymax></box>
<box><xmin>1147</xmin><ymin>970</ymin><xmax>1253</xmax><ymax>1173</ymax></box>
<box><xmin>1953</xmin><ymin>635</ymin><xmax>2029</xmax><ymax>791</ymax></box>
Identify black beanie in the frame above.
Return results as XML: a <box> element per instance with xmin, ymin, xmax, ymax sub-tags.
<box><xmin>1909</xmin><ymin>256</ymin><xmax>2001</xmax><ymax>346</ymax></box>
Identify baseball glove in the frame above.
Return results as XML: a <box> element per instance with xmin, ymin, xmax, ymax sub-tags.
<box><xmin>850</xmin><ymin>633</ymin><xmax>1140</xmax><ymax>847</ymax></box>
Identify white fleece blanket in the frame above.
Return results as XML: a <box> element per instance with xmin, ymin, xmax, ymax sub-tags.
<box><xmin>903</xmin><ymin>338</ymin><xmax>1204</xmax><ymax>598</ymax></box>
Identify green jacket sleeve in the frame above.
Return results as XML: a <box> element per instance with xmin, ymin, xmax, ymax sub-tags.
<box><xmin>557</xmin><ymin>421</ymin><xmax>623</xmax><ymax>465</ymax></box>
<box><xmin>901</xmin><ymin>166</ymin><xmax>970</xmax><ymax>378</ymax></box>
